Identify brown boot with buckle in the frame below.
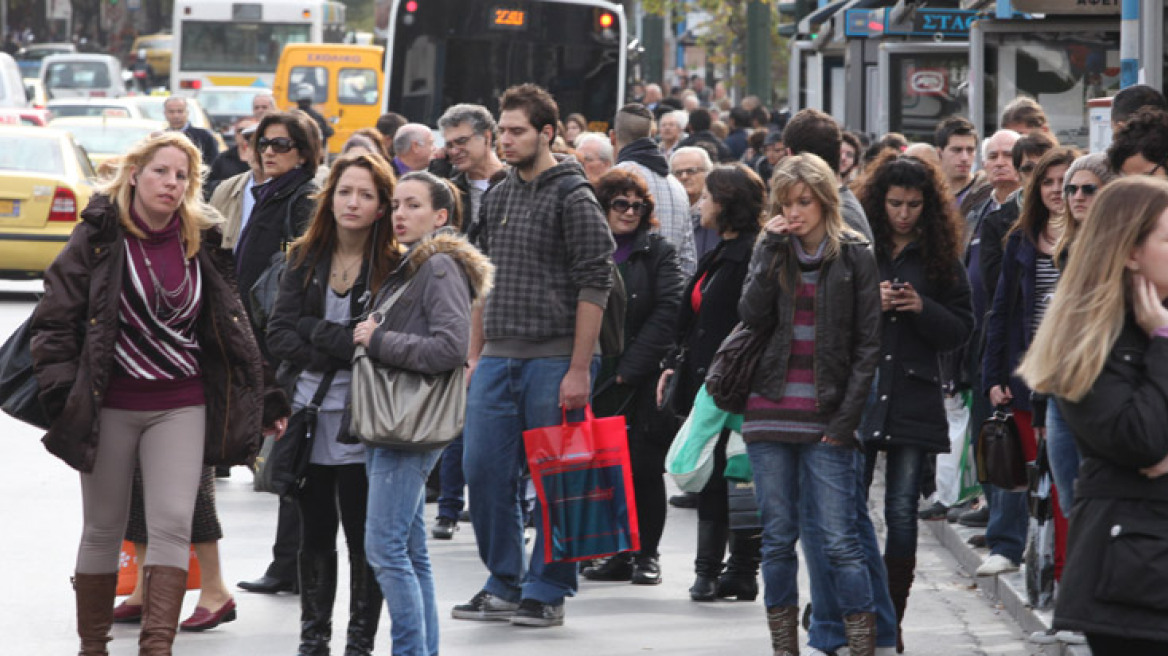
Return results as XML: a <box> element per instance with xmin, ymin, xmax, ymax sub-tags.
<box><xmin>74</xmin><ymin>572</ymin><xmax>118</xmax><ymax>655</ymax></box>
<box><xmin>139</xmin><ymin>565</ymin><xmax>189</xmax><ymax>655</ymax></box>
<box><xmin>766</xmin><ymin>605</ymin><xmax>800</xmax><ymax>656</ymax></box>
<box><xmin>843</xmin><ymin>611</ymin><xmax>877</xmax><ymax>656</ymax></box>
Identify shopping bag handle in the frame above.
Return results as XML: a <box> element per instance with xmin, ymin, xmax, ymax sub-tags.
<box><xmin>561</xmin><ymin>405</ymin><xmax>594</xmax><ymax>425</ymax></box>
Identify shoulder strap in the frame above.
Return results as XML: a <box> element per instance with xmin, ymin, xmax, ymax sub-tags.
<box><xmin>555</xmin><ymin>173</ymin><xmax>594</xmax><ymax>216</ymax></box>
<box><xmin>371</xmin><ymin>278</ymin><xmax>413</xmax><ymax>322</ymax></box>
<box><xmin>282</xmin><ymin>185</ymin><xmax>313</xmax><ymax>248</ymax></box>
<box><xmin>308</xmin><ymin>370</ymin><xmax>336</xmax><ymax>410</ymax></box>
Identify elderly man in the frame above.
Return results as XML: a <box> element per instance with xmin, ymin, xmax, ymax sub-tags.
<box><xmin>391</xmin><ymin>123</ymin><xmax>434</xmax><ymax>175</ymax></box>
<box><xmin>670</xmin><ymin>146</ymin><xmax>717</xmax><ymax>261</ymax></box>
<box><xmin>657</xmin><ymin>110</ymin><xmax>686</xmax><ymax>159</ymax></box>
<box><xmin>252</xmin><ymin>93</ymin><xmax>276</xmax><ymax>119</ymax></box>
<box><xmin>573</xmin><ymin>132</ymin><xmax>614</xmax><ymax>185</ymax></box>
<box><xmin>164</xmin><ymin>96</ymin><xmax>218</xmax><ymax>169</ymax></box>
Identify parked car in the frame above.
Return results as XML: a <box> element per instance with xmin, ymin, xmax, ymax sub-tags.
<box><xmin>0</xmin><ymin>125</ymin><xmax>95</xmax><ymax>278</ymax></box>
<box><xmin>48</xmin><ymin>116</ymin><xmax>165</xmax><ymax>168</ymax></box>
<box><xmin>0</xmin><ymin>108</ymin><xmax>51</xmax><ymax>126</ymax></box>
<box><xmin>126</xmin><ymin>33</ymin><xmax>173</xmax><ymax>87</ymax></box>
<box><xmin>195</xmin><ymin>86</ymin><xmax>265</xmax><ymax>134</ymax></box>
<box><xmin>0</xmin><ymin>53</ymin><xmax>28</xmax><ymax>108</ymax></box>
<box><xmin>41</xmin><ymin>53</ymin><xmax>126</xmax><ymax>100</ymax></box>
<box><xmin>14</xmin><ymin>42</ymin><xmax>75</xmax><ymax>79</ymax></box>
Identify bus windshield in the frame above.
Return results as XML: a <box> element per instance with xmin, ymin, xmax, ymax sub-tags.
<box><xmin>384</xmin><ymin>0</ymin><xmax>624</xmax><ymax>129</ymax></box>
<box><xmin>180</xmin><ymin>22</ymin><xmax>311</xmax><ymax>73</ymax></box>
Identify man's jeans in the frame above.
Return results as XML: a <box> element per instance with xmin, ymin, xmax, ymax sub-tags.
<box><xmin>436</xmin><ymin>434</ymin><xmax>466</xmax><ymax>522</ymax></box>
<box><xmin>462</xmin><ymin>355</ymin><xmax>597</xmax><ymax>604</ymax></box>
<box><xmin>805</xmin><ymin>448</ymin><xmax>898</xmax><ymax>651</ymax></box>
<box><xmin>747</xmin><ymin>440</ymin><xmax>875</xmax><ymax>617</ymax></box>
<box><xmin>365</xmin><ymin>447</ymin><xmax>443</xmax><ymax>656</ymax></box>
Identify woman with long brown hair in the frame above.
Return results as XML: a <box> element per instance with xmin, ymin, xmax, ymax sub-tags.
<box><xmin>266</xmin><ymin>152</ymin><xmax>401</xmax><ymax>656</ymax></box>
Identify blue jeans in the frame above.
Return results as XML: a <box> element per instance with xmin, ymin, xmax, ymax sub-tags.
<box><xmin>748</xmin><ymin>440</ymin><xmax>874</xmax><ymax>617</ymax></box>
<box><xmin>864</xmin><ymin>444</ymin><xmax>927</xmax><ymax>559</ymax></box>
<box><xmin>365</xmin><ymin>446</ymin><xmax>443</xmax><ymax>656</ymax></box>
<box><xmin>985</xmin><ymin>482</ymin><xmax>1028</xmax><ymax>564</ymax></box>
<box><xmin>436</xmin><ymin>434</ymin><xmax>465</xmax><ymax>521</ymax></box>
<box><xmin>462</xmin><ymin>356</ymin><xmax>598</xmax><ymax>604</ymax></box>
<box><xmin>1045</xmin><ymin>403</ymin><xmax>1079</xmax><ymax>518</ymax></box>
<box><xmin>805</xmin><ymin>451</ymin><xmax>898</xmax><ymax>651</ymax></box>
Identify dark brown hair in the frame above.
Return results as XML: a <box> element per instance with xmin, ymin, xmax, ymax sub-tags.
<box><xmin>595</xmin><ymin>168</ymin><xmax>658</xmax><ymax>230</ymax></box>
<box><xmin>706</xmin><ymin>163</ymin><xmax>765</xmax><ymax>235</ymax></box>
<box><xmin>254</xmin><ymin>111</ymin><xmax>321</xmax><ymax>177</ymax></box>
<box><xmin>1012</xmin><ymin>147</ymin><xmax>1080</xmax><ymax>246</ymax></box>
<box><xmin>500</xmin><ymin>83</ymin><xmax>559</xmax><ymax>134</ymax></box>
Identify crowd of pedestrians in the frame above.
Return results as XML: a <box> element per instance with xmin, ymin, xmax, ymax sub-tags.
<box><xmin>23</xmin><ymin>72</ymin><xmax>1168</xmax><ymax>656</ymax></box>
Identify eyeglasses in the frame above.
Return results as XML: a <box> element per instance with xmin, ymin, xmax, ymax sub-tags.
<box><xmin>610</xmin><ymin>199</ymin><xmax>647</xmax><ymax>215</ymax></box>
<box><xmin>445</xmin><ymin>133</ymin><xmax>480</xmax><ymax>151</ymax></box>
<box><xmin>1018</xmin><ymin>163</ymin><xmax>1036</xmax><ymax>175</ymax></box>
<box><xmin>1063</xmin><ymin>183</ymin><xmax>1099</xmax><ymax>197</ymax></box>
<box><xmin>672</xmin><ymin>167</ymin><xmax>705</xmax><ymax>178</ymax></box>
<box><xmin>257</xmin><ymin>137</ymin><xmax>297</xmax><ymax>154</ymax></box>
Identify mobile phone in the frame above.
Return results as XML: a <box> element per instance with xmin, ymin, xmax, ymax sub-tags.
<box><xmin>890</xmin><ymin>282</ymin><xmax>907</xmax><ymax>291</ymax></box>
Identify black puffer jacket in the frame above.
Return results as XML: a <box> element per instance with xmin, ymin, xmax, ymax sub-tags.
<box><xmin>1053</xmin><ymin>317</ymin><xmax>1168</xmax><ymax>642</ymax></box>
<box><xmin>30</xmin><ymin>195</ymin><xmax>288</xmax><ymax>472</ymax></box>
<box><xmin>738</xmin><ymin>231</ymin><xmax>882</xmax><ymax>444</ymax></box>
<box><xmin>861</xmin><ymin>243</ymin><xmax>974</xmax><ymax>452</ymax></box>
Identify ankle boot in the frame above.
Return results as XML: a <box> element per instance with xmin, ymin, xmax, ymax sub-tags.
<box><xmin>883</xmin><ymin>556</ymin><xmax>915</xmax><ymax>654</ymax></box>
<box><xmin>766</xmin><ymin>605</ymin><xmax>800</xmax><ymax>656</ymax></box>
<box><xmin>73</xmin><ymin>572</ymin><xmax>118</xmax><ymax>656</ymax></box>
<box><xmin>843</xmin><ymin>611</ymin><xmax>877</xmax><ymax>656</ymax></box>
<box><xmin>298</xmin><ymin>551</ymin><xmax>338</xmax><ymax>656</ymax></box>
<box><xmin>138</xmin><ymin>565</ymin><xmax>188</xmax><ymax>656</ymax></box>
<box><xmin>717</xmin><ymin>530</ymin><xmax>760</xmax><ymax>601</ymax></box>
<box><xmin>689</xmin><ymin>520</ymin><xmax>728</xmax><ymax>601</ymax></box>
<box><xmin>582</xmin><ymin>552</ymin><xmax>634</xmax><ymax>581</ymax></box>
<box><xmin>343</xmin><ymin>553</ymin><xmax>382</xmax><ymax>656</ymax></box>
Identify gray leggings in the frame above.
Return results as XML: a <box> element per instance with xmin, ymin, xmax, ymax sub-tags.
<box><xmin>76</xmin><ymin>406</ymin><xmax>205</xmax><ymax>574</ymax></box>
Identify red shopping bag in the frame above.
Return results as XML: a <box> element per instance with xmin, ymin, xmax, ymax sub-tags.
<box><xmin>117</xmin><ymin>541</ymin><xmax>201</xmax><ymax>595</ymax></box>
<box><xmin>522</xmin><ymin>407</ymin><xmax>640</xmax><ymax>563</ymax></box>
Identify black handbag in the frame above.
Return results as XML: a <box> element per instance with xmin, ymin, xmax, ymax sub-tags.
<box><xmin>255</xmin><ymin>370</ymin><xmax>335</xmax><ymax>497</ymax></box>
<box><xmin>0</xmin><ymin>315</ymin><xmax>50</xmax><ymax>430</ymax></box>
<box><xmin>975</xmin><ymin>407</ymin><xmax>1028</xmax><ymax>491</ymax></box>
<box><xmin>705</xmin><ymin>322</ymin><xmax>771</xmax><ymax>414</ymax></box>
<box><xmin>247</xmin><ymin>186</ymin><xmax>310</xmax><ymax>333</ymax></box>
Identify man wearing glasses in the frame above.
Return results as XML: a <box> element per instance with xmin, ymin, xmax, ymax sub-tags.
<box><xmin>670</xmin><ymin>146</ymin><xmax>718</xmax><ymax>261</ymax></box>
<box><xmin>438</xmin><ymin>104</ymin><xmax>507</xmax><ymax>242</ymax></box>
<box><xmin>1107</xmin><ymin>107</ymin><xmax>1168</xmax><ymax>180</ymax></box>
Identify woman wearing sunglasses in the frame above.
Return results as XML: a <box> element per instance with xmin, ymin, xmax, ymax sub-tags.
<box><xmin>584</xmin><ymin>169</ymin><xmax>685</xmax><ymax>586</ymax></box>
<box><xmin>235</xmin><ymin>112</ymin><xmax>322</xmax><ymax>342</ymax></box>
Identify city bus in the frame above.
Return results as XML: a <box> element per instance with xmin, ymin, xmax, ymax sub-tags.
<box><xmin>379</xmin><ymin>0</ymin><xmax>626</xmax><ymax>132</ymax></box>
<box><xmin>171</xmin><ymin>0</ymin><xmax>347</xmax><ymax>95</ymax></box>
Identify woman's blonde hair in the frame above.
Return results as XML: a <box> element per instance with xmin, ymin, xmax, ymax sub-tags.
<box><xmin>768</xmin><ymin>152</ymin><xmax>851</xmax><ymax>262</ymax></box>
<box><xmin>97</xmin><ymin>132</ymin><xmax>221</xmax><ymax>259</ymax></box>
<box><xmin>1019</xmin><ymin>177</ymin><xmax>1168</xmax><ymax>401</ymax></box>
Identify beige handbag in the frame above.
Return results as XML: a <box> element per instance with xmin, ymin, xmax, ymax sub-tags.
<box><xmin>349</xmin><ymin>281</ymin><xmax>467</xmax><ymax>451</ymax></box>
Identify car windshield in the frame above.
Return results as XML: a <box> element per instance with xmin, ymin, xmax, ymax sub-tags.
<box><xmin>0</xmin><ymin>136</ymin><xmax>65</xmax><ymax>175</ymax></box>
<box><xmin>61</xmin><ymin>125</ymin><xmax>157</xmax><ymax>155</ymax></box>
<box><xmin>133</xmin><ymin>99</ymin><xmax>166</xmax><ymax>121</ymax></box>
<box><xmin>197</xmin><ymin>91</ymin><xmax>256</xmax><ymax>115</ymax></box>
<box><xmin>50</xmin><ymin>105</ymin><xmax>133</xmax><ymax>119</ymax></box>
<box><xmin>45</xmin><ymin>62</ymin><xmax>113</xmax><ymax>90</ymax></box>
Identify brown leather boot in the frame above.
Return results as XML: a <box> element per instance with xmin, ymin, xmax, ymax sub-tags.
<box><xmin>766</xmin><ymin>605</ymin><xmax>799</xmax><ymax>656</ymax></box>
<box><xmin>843</xmin><ymin>611</ymin><xmax>877</xmax><ymax>656</ymax></box>
<box><xmin>884</xmin><ymin>555</ymin><xmax>916</xmax><ymax>653</ymax></box>
<box><xmin>139</xmin><ymin>565</ymin><xmax>188</xmax><ymax>656</ymax></box>
<box><xmin>73</xmin><ymin>572</ymin><xmax>118</xmax><ymax>655</ymax></box>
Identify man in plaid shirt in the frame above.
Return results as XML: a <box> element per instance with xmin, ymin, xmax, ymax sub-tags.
<box><xmin>453</xmin><ymin>84</ymin><xmax>615</xmax><ymax>628</ymax></box>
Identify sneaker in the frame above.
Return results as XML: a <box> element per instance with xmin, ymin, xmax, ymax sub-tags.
<box><xmin>918</xmin><ymin>501</ymin><xmax>949</xmax><ymax>521</ymax></box>
<box><xmin>509</xmin><ymin>598</ymin><xmax>565</xmax><ymax>627</ymax></box>
<box><xmin>431</xmin><ymin>516</ymin><xmax>458</xmax><ymax>540</ymax></box>
<box><xmin>975</xmin><ymin>554</ymin><xmax>1019</xmax><ymax>576</ymax></box>
<box><xmin>1028</xmin><ymin>629</ymin><xmax>1059</xmax><ymax>644</ymax></box>
<box><xmin>958</xmin><ymin>506</ymin><xmax>990</xmax><ymax>528</ymax></box>
<box><xmin>1056</xmin><ymin>631</ymin><xmax>1087</xmax><ymax>645</ymax></box>
<box><xmin>451</xmin><ymin>590</ymin><xmax>519</xmax><ymax>621</ymax></box>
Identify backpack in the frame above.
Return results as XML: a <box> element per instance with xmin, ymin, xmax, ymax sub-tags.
<box><xmin>477</xmin><ymin>173</ymin><xmax>626</xmax><ymax>358</ymax></box>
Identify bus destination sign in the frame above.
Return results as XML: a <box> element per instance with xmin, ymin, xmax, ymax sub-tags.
<box><xmin>491</xmin><ymin>7</ymin><xmax>527</xmax><ymax>30</ymax></box>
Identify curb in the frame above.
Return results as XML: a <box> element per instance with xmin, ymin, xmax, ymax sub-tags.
<box><xmin>924</xmin><ymin>518</ymin><xmax>1093</xmax><ymax>656</ymax></box>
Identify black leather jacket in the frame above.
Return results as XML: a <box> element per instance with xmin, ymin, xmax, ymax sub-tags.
<box><xmin>738</xmin><ymin>231</ymin><xmax>882</xmax><ymax>443</ymax></box>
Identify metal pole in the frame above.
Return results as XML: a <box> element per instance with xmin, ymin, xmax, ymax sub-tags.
<box><xmin>1120</xmin><ymin>0</ymin><xmax>1140</xmax><ymax>88</ymax></box>
<box><xmin>746</xmin><ymin>0</ymin><xmax>771</xmax><ymax>102</ymax></box>
<box><xmin>970</xmin><ymin>19</ymin><xmax>984</xmax><ymax>168</ymax></box>
<box><xmin>1141</xmin><ymin>0</ymin><xmax>1163</xmax><ymax>91</ymax></box>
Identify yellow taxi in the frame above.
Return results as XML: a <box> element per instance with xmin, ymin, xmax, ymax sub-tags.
<box><xmin>128</xmin><ymin>33</ymin><xmax>173</xmax><ymax>85</ymax></box>
<box><xmin>48</xmin><ymin>116</ymin><xmax>166</xmax><ymax>169</ymax></box>
<box><xmin>0</xmin><ymin>125</ymin><xmax>95</xmax><ymax>278</ymax></box>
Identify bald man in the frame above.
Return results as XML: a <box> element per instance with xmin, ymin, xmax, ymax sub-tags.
<box><xmin>391</xmin><ymin>123</ymin><xmax>434</xmax><ymax>175</ymax></box>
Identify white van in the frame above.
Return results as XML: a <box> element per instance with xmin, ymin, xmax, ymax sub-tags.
<box><xmin>40</xmin><ymin>54</ymin><xmax>126</xmax><ymax>100</ymax></box>
<box><xmin>0</xmin><ymin>53</ymin><xmax>28</xmax><ymax>108</ymax></box>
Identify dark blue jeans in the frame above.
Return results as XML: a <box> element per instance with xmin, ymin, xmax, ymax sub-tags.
<box><xmin>1045</xmin><ymin>403</ymin><xmax>1079</xmax><ymax>518</ymax></box>
<box><xmin>748</xmin><ymin>440</ymin><xmax>874</xmax><ymax>617</ymax></box>
<box><xmin>462</xmin><ymin>356</ymin><xmax>598</xmax><ymax>605</ymax></box>
<box><xmin>985</xmin><ymin>482</ymin><xmax>1028</xmax><ymax>563</ymax></box>
<box><xmin>864</xmin><ymin>444</ymin><xmax>928</xmax><ymax>560</ymax></box>
<box><xmin>436</xmin><ymin>434</ymin><xmax>465</xmax><ymax>522</ymax></box>
<box><xmin>805</xmin><ymin>452</ymin><xmax>898</xmax><ymax>651</ymax></box>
